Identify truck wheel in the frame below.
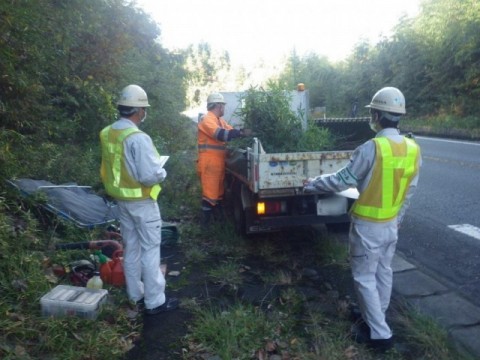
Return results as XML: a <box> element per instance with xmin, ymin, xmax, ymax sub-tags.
<box><xmin>233</xmin><ymin>194</ymin><xmax>246</xmax><ymax>235</ymax></box>
<box><xmin>326</xmin><ymin>222</ymin><xmax>350</xmax><ymax>233</ymax></box>
<box><xmin>223</xmin><ymin>174</ymin><xmax>234</xmax><ymax>212</ymax></box>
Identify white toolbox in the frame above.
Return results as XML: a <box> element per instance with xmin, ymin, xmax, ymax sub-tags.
<box><xmin>41</xmin><ymin>285</ymin><xmax>108</xmax><ymax>319</ymax></box>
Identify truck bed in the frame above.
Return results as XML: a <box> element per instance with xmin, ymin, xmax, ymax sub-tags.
<box><xmin>226</xmin><ymin>138</ymin><xmax>352</xmax><ymax>194</ymax></box>
<box><xmin>225</xmin><ymin>138</ymin><xmax>356</xmax><ymax>234</ymax></box>
<box><xmin>255</xmin><ymin>150</ymin><xmax>352</xmax><ymax>190</ymax></box>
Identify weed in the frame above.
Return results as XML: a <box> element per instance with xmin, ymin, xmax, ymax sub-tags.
<box><xmin>253</xmin><ymin>239</ymin><xmax>288</xmax><ymax>264</ymax></box>
<box><xmin>302</xmin><ymin>309</ymin><xmax>355</xmax><ymax>360</ymax></box>
<box><xmin>392</xmin><ymin>301</ymin><xmax>473</xmax><ymax>360</ymax></box>
<box><xmin>279</xmin><ymin>288</ymin><xmax>304</xmax><ymax>310</ymax></box>
<box><xmin>185</xmin><ymin>303</ymin><xmax>275</xmax><ymax>360</ymax></box>
<box><xmin>313</xmin><ymin>233</ymin><xmax>349</xmax><ymax>267</ymax></box>
<box><xmin>207</xmin><ymin>261</ymin><xmax>243</xmax><ymax>290</ymax></box>
<box><xmin>183</xmin><ymin>246</ymin><xmax>208</xmax><ymax>264</ymax></box>
<box><xmin>261</xmin><ymin>269</ymin><xmax>298</xmax><ymax>286</ymax></box>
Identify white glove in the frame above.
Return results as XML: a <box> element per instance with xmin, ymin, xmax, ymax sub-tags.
<box><xmin>303</xmin><ymin>178</ymin><xmax>317</xmax><ymax>193</ymax></box>
<box><xmin>303</xmin><ymin>184</ymin><xmax>317</xmax><ymax>193</ymax></box>
<box><xmin>303</xmin><ymin>175</ymin><xmax>331</xmax><ymax>193</ymax></box>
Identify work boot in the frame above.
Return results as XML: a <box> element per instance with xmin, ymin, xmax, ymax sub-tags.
<box><xmin>144</xmin><ymin>296</ymin><xmax>179</xmax><ymax>316</ymax></box>
<box><xmin>201</xmin><ymin>200</ymin><xmax>214</xmax><ymax>229</ymax></box>
<box><xmin>368</xmin><ymin>336</ymin><xmax>395</xmax><ymax>353</ymax></box>
<box><xmin>212</xmin><ymin>203</ymin><xmax>225</xmax><ymax>222</ymax></box>
<box><xmin>134</xmin><ymin>298</ymin><xmax>145</xmax><ymax>311</ymax></box>
<box><xmin>351</xmin><ymin>321</ymin><xmax>371</xmax><ymax>344</ymax></box>
<box><xmin>201</xmin><ymin>209</ymin><xmax>212</xmax><ymax>229</ymax></box>
<box><xmin>349</xmin><ymin>304</ymin><xmax>363</xmax><ymax>322</ymax></box>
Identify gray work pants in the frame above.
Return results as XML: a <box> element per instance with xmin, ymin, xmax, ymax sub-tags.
<box><xmin>349</xmin><ymin>219</ymin><xmax>398</xmax><ymax>340</ymax></box>
<box><xmin>117</xmin><ymin>199</ymin><xmax>166</xmax><ymax>310</ymax></box>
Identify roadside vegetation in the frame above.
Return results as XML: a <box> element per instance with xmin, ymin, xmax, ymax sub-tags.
<box><xmin>0</xmin><ymin>0</ymin><xmax>479</xmax><ymax>359</ymax></box>
<box><xmin>0</xmin><ymin>185</ymin><xmax>473</xmax><ymax>359</ymax></box>
<box><xmin>176</xmin><ymin>221</ymin><xmax>471</xmax><ymax>360</ymax></box>
<box><xmin>402</xmin><ymin>115</ymin><xmax>480</xmax><ymax>140</ymax></box>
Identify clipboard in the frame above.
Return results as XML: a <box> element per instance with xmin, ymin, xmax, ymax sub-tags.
<box><xmin>336</xmin><ymin>188</ymin><xmax>359</xmax><ymax>199</ymax></box>
<box><xmin>159</xmin><ymin>156</ymin><xmax>169</xmax><ymax>168</ymax></box>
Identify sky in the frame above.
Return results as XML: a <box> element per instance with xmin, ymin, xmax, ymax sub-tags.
<box><xmin>136</xmin><ymin>0</ymin><xmax>422</xmax><ymax>67</ymax></box>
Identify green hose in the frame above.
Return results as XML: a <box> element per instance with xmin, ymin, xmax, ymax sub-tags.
<box><xmin>161</xmin><ymin>223</ymin><xmax>178</xmax><ymax>246</ymax></box>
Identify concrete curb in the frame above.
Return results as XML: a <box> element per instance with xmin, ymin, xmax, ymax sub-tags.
<box><xmin>392</xmin><ymin>252</ymin><xmax>480</xmax><ymax>358</ymax></box>
<box><xmin>401</xmin><ymin>126</ymin><xmax>480</xmax><ymax>142</ymax></box>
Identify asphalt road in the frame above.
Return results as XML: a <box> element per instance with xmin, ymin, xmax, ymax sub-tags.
<box><xmin>398</xmin><ymin>136</ymin><xmax>480</xmax><ymax>306</ymax></box>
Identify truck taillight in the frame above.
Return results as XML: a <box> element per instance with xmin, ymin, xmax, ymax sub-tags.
<box><xmin>257</xmin><ymin>201</ymin><xmax>286</xmax><ymax>215</ymax></box>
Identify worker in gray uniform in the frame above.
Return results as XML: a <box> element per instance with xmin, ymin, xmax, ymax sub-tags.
<box><xmin>304</xmin><ymin>87</ymin><xmax>421</xmax><ymax>352</ymax></box>
<box><xmin>100</xmin><ymin>84</ymin><xmax>178</xmax><ymax>315</ymax></box>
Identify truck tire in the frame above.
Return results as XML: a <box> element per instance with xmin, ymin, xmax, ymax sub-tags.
<box><xmin>223</xmin><ymin>174</ymin><xmax>234</xmax><ymax>216</ymax></box>
<box><xmin>233</xmin><ymin>192</ymin><xmax>246</xmax><ymax>236</ymax></box>
<box><xmin>325</xmin><ymin>222</ymin><xmax>350</xmax><ymax>233</ymax></box>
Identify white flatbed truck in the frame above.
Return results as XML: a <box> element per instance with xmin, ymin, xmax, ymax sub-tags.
<box><xmin>225</xmin><ymin>137</ymin><xmax>359</xmax><ymax>235</ymax></box>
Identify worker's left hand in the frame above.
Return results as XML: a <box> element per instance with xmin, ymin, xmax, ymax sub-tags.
<box><xmin>303</xmin><ymin>178</ymin><xmax>314</xmax><ymax>186</ymax></box>
<box><xmin>240</xmin><ymin>128</ymin><xmax>253</xmax><ymax>137</ymax></box>
<box><xmin>303</xmin><ymin>178</ymin><xmax>316</xmax><ymax>192</ymax></box>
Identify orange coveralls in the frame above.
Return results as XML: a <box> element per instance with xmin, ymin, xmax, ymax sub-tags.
<box><xmin>197</xmin><ymin>111</ymin><xmax>235</xmax><ymax>206</ymax></box>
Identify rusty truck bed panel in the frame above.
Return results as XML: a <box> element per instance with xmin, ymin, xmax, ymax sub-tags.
<box><xmin>257</xmin><ymin>151</ymin><xmax>352</xmax><ymax>190</ymax></box>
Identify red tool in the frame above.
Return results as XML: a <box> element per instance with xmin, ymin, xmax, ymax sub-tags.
<box><xmin>55</xmin><ymin>240</ymin><xmax>123</xmax><ymax>258</ymax></box>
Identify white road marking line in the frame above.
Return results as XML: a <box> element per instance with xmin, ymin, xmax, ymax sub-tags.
<box><xmin>416</xmin><ymin>136</ymin><xmax>480</xmax><ymax>146</ymax></box>
<box><xmin>448</xmin><ymin>224</ymin><xmax>480</xmax><ymax>241</ymax></box>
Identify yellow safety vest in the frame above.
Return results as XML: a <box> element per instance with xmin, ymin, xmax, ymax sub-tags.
<box><xmin>351</xmin><ymin>137</ymin><xmax>419</xmax><ymax>222</ymax></box>
<box><xmin>100</xmin><ymin>126</ymin><xmax>161</xmax><ymax>201</ymax></box>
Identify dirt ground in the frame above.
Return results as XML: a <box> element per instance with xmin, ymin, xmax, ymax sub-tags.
<box><xmin>123</xmin><ymin>244</ymin><xmax>195</xmax><ymax>360</ymax></box>
<box><xmin>122</xmin><ymin>225</ymin><xmax>449</xmax><ymax>360</ymax></box>
<box><xmin>123</xmin><ymin>228</ymin><xmax>361</xmax><ymax>360</ymax></box>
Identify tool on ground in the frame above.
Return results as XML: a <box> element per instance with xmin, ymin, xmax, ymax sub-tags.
<box><xmin>86</xmin><ymin>271</ymin><xmax>103</xmax><ymax>289</ymax></box>
<box><xmin>110</xmin><ymin>250</ymin><xmax>125</xmax><ymax>287</ymax></box>
<box><xmin>68</xmin><ymin>259</ymin><xmax>95</xmax><ymax>286</ymax></box>
<box><xmin>55</xmin><ymin>240</ymin><xmax>122</xmax><ymax>258</ymax></box>
<box><xmin>96</xmin><ymin>251</ymin><xmax>113</xmax><ymax>284</ymax></box>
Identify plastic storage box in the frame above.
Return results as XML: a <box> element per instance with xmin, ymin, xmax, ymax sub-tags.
<box><xmin>41</xmin><ymin>285</ymin><xmax>108</xmax><ymax>319</ymax></box>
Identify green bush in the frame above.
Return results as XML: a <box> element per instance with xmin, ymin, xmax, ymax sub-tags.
<box><xmin>238</xmin><ymin>86</ymin><xmax>335</xmax><ymax>153</ymax></box>
<box><xmin>239</xmin><ymin>86</ymin><xmax>303</xmax><ymax>153</ymax></box>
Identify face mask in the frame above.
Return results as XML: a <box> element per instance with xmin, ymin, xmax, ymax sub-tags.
<box><xmin>369</xmin><ymin>118</ymin><xmax>377</xmax><ymax>133</ymax></box>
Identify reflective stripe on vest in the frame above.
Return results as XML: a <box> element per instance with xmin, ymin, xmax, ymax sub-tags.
<box><xmin>100</xmin><ymin>126</ymin><xmax>161</xmax><ymax>200</ymax></box>
<box><xmin>198</xmin><ymin>144</ymin><xmax>227</xmax><ymax>151</ymax></box>
<box><xmin>197</xmin><ymin>112</ymin><xmax>231</xmax><ymax>154</ymax></box>
<box><xmin>351</xmin><ymin>137</ymin><xmax>419</xmax><ymax>222</ymax></box>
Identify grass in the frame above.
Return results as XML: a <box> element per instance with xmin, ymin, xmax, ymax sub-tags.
<box><xmin>185</xmin><ymin>303</ymin><xmax>275</xmax><ymax>359</ymax></box>
<box><xmin>0</xmin><ymin>183</ymin><xmax>474</xmax><ymax>360</ymax></box>
<box><xmin>402</xmin><ymin>115</ymin><xmax>480</xmax><ymax>139</ymax></box>
<box><xmin>0</xmin><ymin>194</ymin><xmax>137</xmax><ymax>360</ymax></box>
<box><xmin>207</xmin><ymin>261</ymin><xmax>244</xmax><ymax>290</ymax></box>
<box><xmin>180</xmin><ymin>222</ymin><xmax>471</xmax><ymax>360</ymax></box>
<box><xmin>302</xmin><ymin>309</ymin><xmax>356</xmax><ymax>360</ymax></box>
<box><xmin>391</xmin><ymin>300</ymin><xmax>476</xmax><ymax>360</ymax></box>
<box><xmin>312</xmin><ymin>230</ymin><xmax>350</xmax><ymax>267</ymax></box>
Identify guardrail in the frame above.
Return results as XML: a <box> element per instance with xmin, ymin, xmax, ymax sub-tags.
<box><xmin>313</xmin><ymin>117</ymin><xmax>370</xmax><ymax>123</ymax></box>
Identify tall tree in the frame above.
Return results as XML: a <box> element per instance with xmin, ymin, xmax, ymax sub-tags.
<box><xmin>0</xmin><ymin>0</ymin><xmax>191</xmax><ymax>183</ymax></box>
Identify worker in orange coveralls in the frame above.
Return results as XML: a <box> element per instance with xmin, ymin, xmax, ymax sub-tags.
<box><xmin>197</xmin><ymin>92</ymin><xmax>250</xmax><ymax>227</ymax></box>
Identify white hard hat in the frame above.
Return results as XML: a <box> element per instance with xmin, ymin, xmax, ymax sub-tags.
<box><xmin>117</xmin><ymin>85</ymin><xmax>150</xmax><ymax>107</ymax></box>
<box><xmin>207</xmin><ymin>92</ymin><xmax>226</xmax><ymax>104</ymax></box>
<box><xmin>366</xmin><ymin>87</ymin><xmax>405</xmax><ymax>115</ymax></box>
